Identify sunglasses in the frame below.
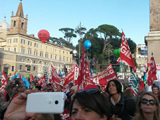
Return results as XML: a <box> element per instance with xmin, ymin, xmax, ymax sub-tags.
<box><xmin>78</xmin><ymin>89</ymin><xmax>100</xmax><ymax>94</ymax></box>
<box><xmin>141</xmin><ymin>98</ymin><xmax>157</xmax><ymax>106</ymax></box>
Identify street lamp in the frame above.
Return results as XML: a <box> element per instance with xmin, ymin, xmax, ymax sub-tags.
<box><xmin>75</xmin><ymin>23</ymin><xmax>86</xmax><ymax>65</ymax></box>
<box><xmin>73</xmin><ymin>50</ymin><xmax>77</xmax><ymax>57</ymax></box>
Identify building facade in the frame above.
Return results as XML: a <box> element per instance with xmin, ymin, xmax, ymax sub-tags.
<box><xmin>145</xmin><ymin>0</ymin><xmax>160</xmax><ymax>69</ymax></box>
<box><xmin>135</xmin><ymin>44</ymin><xmax>148</xmax><ymax>76</ymax></box>
<box><xmin>0</xmin><ymin>1</ymin><xmax>73</xmax><ymax>77</ymax></box>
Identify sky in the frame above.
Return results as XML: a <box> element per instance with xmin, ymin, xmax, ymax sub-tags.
<box><xmin>0</xmin><ymin>0</ymin><xmax>150</xmax><ymax>46</ymax></box>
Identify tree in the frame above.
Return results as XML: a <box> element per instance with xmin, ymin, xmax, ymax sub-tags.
<box><xmin>59</xmin><ymin>28</ymin><xmax>77</xmax><ymax>43</ymax></box>
<box><xmin>49</xmin><ymin>37</ymin><xmax>75</xmax><ymax>49</ymax></box>
<box><xmin>96</xmin><ymin>24</ymin><xmax>120</xmax><ymax>52</ymax></box>
<box><xmin>127</xmin><ymin>38</ymin><xmax>136</xmax><ymax>54</ymax></box>
<box><xmin>84</xmin><ymin>28</ymin><xmax>98</xmax><ymax>39</ymax></box>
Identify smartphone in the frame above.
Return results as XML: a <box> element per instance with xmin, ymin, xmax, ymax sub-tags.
<box><xmin>26</xmin><ymin>92</ymin><xmax>65</xmax><ymax>113</ymax></box>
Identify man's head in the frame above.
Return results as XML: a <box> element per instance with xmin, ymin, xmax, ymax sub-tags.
<box><xmin>57</xmin><ymin>85</ymin><xmax>62</xmax><ymax>92</ymax></box>
<box><xmin>31</xmin><ymin>81</ymin><xmax>36</xmax><ymax>87</ymax></box>
<box><xmin>92</xmin><ymin>57</ymin><xmax>95</xmax><ymax>60</ymax></box>
<box><xmin>152</xmin><ymin>85</ymin><xmax>159</xmax><ymax>95</ymax></box>
<box><xmin>69</xmin><ymin>82</ymin><xmax>73</xmax><ymax>88</ymax></box>
<box><xmin>36</xmin><ymin>86</ymin><xmax>41</xmax><ymax>91</ymax></box>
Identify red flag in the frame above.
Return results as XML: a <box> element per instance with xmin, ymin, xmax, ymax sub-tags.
<box><xmin>87</xmin><ymin>64</ymin><xmax>117</xmax><ymax>86</ymax></box>
<box><xmin>0</xmin><ymin>71</ymin><xmax>8</xmax><ymax>91</ymax></box>
<box><xmin>48</xmin><ymin>65</ymin><xmax>61</xmax><ymax>90</ymax></box>
<box><xmin>120</xmin><ymin>30</ymin><xmax>136</xmax><ymax>72</ymax></box>
<box><xmin>37</xmin><ymin>74</ymin><xmax>46</xmax><ymax>86</ymax></box>
<box><xmin>30</xmin><ymin>74</ymin><xmax>34</xmax><ymax>82</ymax></box>
<box><xmin>85</xmin><ymin>60</ymin><xmax>90</xmax><ymax>78</ymax></box>
<box><xmin>98</xmin><ymin>64</ymin><xmax>117</xmax><ymax>85</ymax></box>
<box><xmin>139</xmin><ymin>81</ymin><xmax>145</xmax><ymax>90</ymax></box>
<box><xmin>77</xmin><ymin>46</ymin><xmax>86</xmax><ymax>89</ymax></box>
<box><xmin>63</xmin><ymin>64</ymin><xmax>79</xmax><ymax>91</ymax></box>
<box><xmin>147</xmin><ymin>53</ymin><xmax>157</xmax><ymax>86</ymax></box>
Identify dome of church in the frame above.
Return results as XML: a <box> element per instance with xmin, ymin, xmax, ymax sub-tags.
<box><xmin>0</xmin><ymin>18</ymin><xmax>10</xmax><ymax>30</ymax></box>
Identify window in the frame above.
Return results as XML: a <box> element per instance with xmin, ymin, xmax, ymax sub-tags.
<box><xmin>46</xmin><ymin>46</ymin><xmax>47</xmax><ymax>50</ymax></box>
<box><xmin>33</xmin><ymin>66</ymin><xmax>36</xmax><ymax>71</ymax></box>
<box><xmin>14</xmin><ymin>47</ymin><xmax>17</xmax><ymax>52</ymax></box>
<box><xmin>26</xmin><ymin>65</ymin><xmax>31</xmax><ymax>71</ymax></box>
<box><xmin>63</xmin><ymin>56</ymin><xmax>65</xmax><ymax>62</ymax></box>
<box><xmin>34</xmin><ymin>43</ymin><xmax>38</xmax><ymax>48</ymax></box>
<box><xmin>40</xmin><ymin>52</ymin><xmax>43</xmax><ymax>57</ymax></box>
<box><xmin>45</xmin><ymin>53</ymin><xmax>48</xmax><ymax>58</ymax></box>
<box><xmin>70</xmin><ymin>58</ymin><xmax>72</xmax><ymax>62</ymax></box>
<box><xmin>51</xmin><ymin>47</ymin><xmax>53</xmax><ymax>51</ymax></box>
<box><xmin>63</xmin><ymin>51</ymin><xmax>64</xmax><ymax>54</ymax></box>
<box><xmin>13</xmin><ymin>38</ymin><xmax>17</xmax><ymax>43</ymax></box>
<box><xmin>21</xmin><ymin>22</ymin><xmax>24</xmax><ymax>28</ymax></box>
<box><xmin>28</xmin><ymin>49</ymin><xmax>31</xmax><ymax>55</ymax></box>
<box><xmin>55</xmin><ymin>49</ymin><xmax>57</xmax><ymax>52</ymax></box>
<box><xmin>50</xmin><ymin>55</ymin><xmax>53</xmax><ymax>59</ymax></box>
<box><xmin>59</xmin><ymin>56</ymin><xmax>61</xmax><ymax>61</ymax></box>
<box><xmin>55</xmin><ymin>54</ymin><xmax>57</xmax><ymax>60</ymax></box>
<box><xmin>21</xmin><ymin>39</ymin><xmax>25</xmax><ymax>44</ymax></box>
<box><xmin>14</xmin><ymin>21</ymin><xmax>16</xmax><ymax>27</ymax></box>
<box><xmin>40</xmin><ymin>44</ymin><xmax>43</xmax><ymax>48</ymax></box>
<box><xmin>21</xmin><ymin>47</ymin><xmax>25</xmax><ymax>54</ymax></box>
<box><xmin>59</xmin><ymin>50</ymin><xmax>61</xmax><ymax>53</ymax></box>
<box><xmin>67</xmin><ymin>57</ymin><xmax>68</xmax><ymax>62</ymax></box>
<box><xmin>20</xmin><ymin>65</ymin><xmax>22</xmax><ymax>70</ymax></box>
<box><xmin>28</xmin><ymin>41</ymin><xmax>32</xmax><ymax>46</ymax></box>
<box><xmin>67</xmin><ymin>52</ymin><xmax>68</xmax><ymax>54</ymax></box>
<box><xmin>12</xmin><ymin>66</ymin><xmax>14</xmax><ymax>71</ymax></box>
<box><xmin>34</xmin><ymin>51</ymin><xmax>38</xmax><ymax>56</ymax></box>
<box><xmin>8</xmin><ymin>47</ymin><xmax>10</xmax><ymax>51</ymax></box>
<box><xmin>7</xmin><ymin>39</ymin><xmax>11</xmax><ymax>44</ymax></box>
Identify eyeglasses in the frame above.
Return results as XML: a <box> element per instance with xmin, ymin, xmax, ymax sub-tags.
<box><xmin>141</xmin><ymin>98</ymin><xmax>157</xmax><ymax>106</ymax></box>
<box><xmin>78</xmin><ymin>89</ymin><xmax>100</xmax><ymax>94</ymax></box>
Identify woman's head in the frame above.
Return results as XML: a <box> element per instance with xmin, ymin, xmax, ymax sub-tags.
<box><xmin>106</xmin><ymin>80</ymin><xmax>122</xmax><ymax>96</ymax></box>
<box><xmin>70</xmin><ymin>89</ymin><xmax>110</xmax><ymax>120</ymax></box>
<box><xmin>136</xmin><ymin>92</ymin><xmax>160</xmax><ymax>120</ymax></box>
<box><xmin>124</xmin><ymin>88</ymin><xmax>133</xmax><ymax>98</ymax></box>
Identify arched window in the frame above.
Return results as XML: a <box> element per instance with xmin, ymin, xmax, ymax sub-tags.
<box><xmin>138</xmin><ymin>48</ymin><xmax>141</xmax><ymax>54</ymax></box>
<box><xmin>14</xmin><ymin>21</ymin><xmax>16</xmax><ymax>27</ymax></box>
<box><xmin>21</xmin><ymin>22</ymin><xmax>24</xmax><ymax>28</ymax></box>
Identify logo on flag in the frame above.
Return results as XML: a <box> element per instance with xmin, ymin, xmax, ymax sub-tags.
<box><xmin>129</xmin><ymin>71</ymin><xmax>138</xmax><ymax>96</ymax></box>
<box><xmin>120</xmin><ymin>30</ymin><xmax>136</xmax><ymax>72</ymax></box>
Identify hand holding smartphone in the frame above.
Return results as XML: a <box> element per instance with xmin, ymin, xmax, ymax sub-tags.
<box><xmin>26</xmin><ymin>92</ymin><xmax>65</xmax><ymax>114</ymax></box>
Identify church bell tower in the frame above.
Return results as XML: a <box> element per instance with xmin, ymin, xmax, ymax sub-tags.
<box><xmin>9</xmin><ymin>0</ymin><xmax>28</xmax><ymax>35</ymax></box>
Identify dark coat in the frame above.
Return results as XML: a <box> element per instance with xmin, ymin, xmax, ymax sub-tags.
<box><xmin>107</xmin><ymin>93</ymin><xmax>136</xmax><ymax>120</ymax></box>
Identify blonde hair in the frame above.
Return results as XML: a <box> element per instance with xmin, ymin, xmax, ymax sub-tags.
<box><xmin>134</xmin><ymin>92</ymin><xmax>160</xmax><ymax>120</ymax></box>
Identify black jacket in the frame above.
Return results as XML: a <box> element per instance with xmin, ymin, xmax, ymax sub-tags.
<box><xmin>107</xmin><ymin>93</ymin><xmax>136</xmax><ymax>120</ymax></box>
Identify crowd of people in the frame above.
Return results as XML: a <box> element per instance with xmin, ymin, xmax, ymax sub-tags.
<box><xmin>0</xmin><ymin>76</ymin><xmax>160</xmax><ymax>120</ymax></box>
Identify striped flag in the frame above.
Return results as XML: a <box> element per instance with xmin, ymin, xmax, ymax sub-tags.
<box><xmin>147</xmin><ymin>53</ymin><xmax>157</xmax><ymax>86</ymax></box>
<box><xmin>129</xmin><ymin>71</ymin><xmax>138</xmax><ymax>96</ymax></box>
<box><xmin>77</xmin><ymin>46</ymin><xmax>86</xmax><ymax>90</ymax></box>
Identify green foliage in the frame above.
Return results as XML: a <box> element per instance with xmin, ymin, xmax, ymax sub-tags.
<box><xmin>127</xmin><ymin>38</ymin><xmax>136</xmax><ymax>54</ymax></box>
<box><xmin>96</xmin><ymin>24</ymin><xmax>120</xmax><ymax>40</ymax></box>
<box><xmin>95</xmin><ymin>24</ymin><xmax>120</xmax><ymax>52</ymax></box>
<box><xmin>59</xmin><ymin>28</ymin><xmax>77</xmax><ymax>43</ymax></box>
<box><xmin>49</xmin><ymin>37</ymin><xmax>74</xmax><ymax>49</ymax></box>
<box><xmin>50</xmin><ymin>23</ymin><xmax>137</xmax><ymax>72</ymax></box>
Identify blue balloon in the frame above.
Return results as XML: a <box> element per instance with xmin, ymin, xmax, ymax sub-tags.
<box><xmin>84</xmin><ymin>40</ymin><xmax>91</xmax><ymax>50</ymax></box>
